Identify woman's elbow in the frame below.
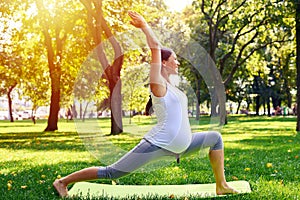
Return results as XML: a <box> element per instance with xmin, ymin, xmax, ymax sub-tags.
<box><xmin>148</xmin><ymin>40</ymin><xmax>160</xmax><ymax>49</ymax></box>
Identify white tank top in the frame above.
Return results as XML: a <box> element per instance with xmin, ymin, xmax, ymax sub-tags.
<box><xmin>144</xmin><ymin>83</ymin><xmax>192</xmax><ymax>154</ymax></box>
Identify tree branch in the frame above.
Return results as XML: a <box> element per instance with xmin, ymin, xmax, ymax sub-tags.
<box><xmin>224</xmin><ymin>33</ymin><xmax>292</xmax><ymax>86</ymax></box>
<box><xmin>217</xmin><ymin>0</ymin><xmax>247</xmax><ymax>26</ymax></box>
<box><xmin>213</xmin><ymin>0</ymin><xmax>227</xmax><ymax>21</ymax></box>
<box><xmin>201</xmin><ymin>0</ymin><xmax>211</xmax><ymax>22</ymax></box>
<box><xmin>80</xmin><ymin>0</ymin><xmax>97</xmax><ymax>19</ymax></box>
<box><xmin>219</xmin><ymin>9</ymin><xmax>267</xmax><ymax>74</ymax></box>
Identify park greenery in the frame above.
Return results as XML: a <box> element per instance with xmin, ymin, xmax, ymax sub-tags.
<box><xmin>0</xmin><ymin>0</ymin><xmax>298</xmax><ymax>133</ymax></box>
<box><xmin>0</xmin><ymin>116</ymin><xmax>299</xmax><ymax>199</ymax></box>
<box><xmin>1</xmin><ymin>1</ymin><xmax>300</xmax><ymax>198</ymax></box>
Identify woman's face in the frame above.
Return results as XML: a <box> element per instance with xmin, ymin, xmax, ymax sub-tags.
<box><xmin>162</xmin><ymin>52</ymin><xmax>180</xmax><ymax>75</ymax></box>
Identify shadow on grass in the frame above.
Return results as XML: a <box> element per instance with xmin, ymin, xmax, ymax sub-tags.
<box><xmin>0</xmin><ymin>131</ymin><xmax>141</xmax><ymax>153</ymax></box>
<box><xmin>0</xmin><ymin>124</ymin><xmax>37</xmax><ymax>129</ymax></box>
<box><xmin>227</xmin><ymin>133</ymin><xmax>300</xmax><ymax>148</ymax></box>
<box><xmin>227</xmin><ymin>115</ymin><xmax>297</xmax><ymax>123</ymax></box>
<box><xmin>0</xmin><ymin>131</ymin><xmax>86</xmax><ymax>151</ymax></box>
<box><xmin>223</xmin><ymin>128</ymin><xmax>296</xmax><ymax>135</ymax></box>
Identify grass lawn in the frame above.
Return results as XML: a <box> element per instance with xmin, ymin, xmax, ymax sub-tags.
<box><xmin>0</xmin><ymin>115</ymin><xmax>299</xmax><ymax>199</ymax></box>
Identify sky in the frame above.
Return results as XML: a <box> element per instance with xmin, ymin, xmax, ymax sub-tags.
<box><xmin>164</xmin><ymin>0</ymin><xmax>193</xmax><ymax>11</ymax></box>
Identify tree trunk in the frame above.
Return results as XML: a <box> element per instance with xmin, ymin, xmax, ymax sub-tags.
<box><xmin>7</xmin><ymin>85</ymin><xmax>16</xmax><ymax>122</ymax></box>
<box><xmin>255</xmin><ymin>96</ymin><xmax>260</xmax><ymax>115</ymax></box>
<box><xmin>80</xmin><ymin>103</ymin><xmax>83</xmax><ymax>119</ymax></box>
<box><xmin>195</xmin><ymin>79</ymin><xmax>201</xmax><ymax>121</ymax></box>
<box><xmin>211</xmin><ymin>91</ymin><xmax>218</xmax><ymax>117</ymax></box>
<box><xmin>108</xmin><ymin>69</ymin><xmax>123</xmax><ymax>135</ymax></box>
<box><xmin>82</xmin><ymin>0</ymin><xmax>123</xmax><ymax>134</ymax></box>
<box><xmin>82</xmin><ymin>102</ymin><xmax>89</xmax><ymax>122</ymax></box>
<box><xmin>45</xmin><ymin>86</ymin><xmax>60</xmax><ymax>131</ymax></box>
<box><xmin>195</xmin><ymin>100</ymin><xmax>200</xmax><ymax>121</ymax></box>
<box><xmin>296</xmin><ymin>0</ymin><xmax>300</xmax><ymax>131</ymax></box>
<box><xmin>43</xmin><ymin>41</ymin><xmax>62</xmax><ymax>131</ymax></box>
<box><xmin>45</xmin><ymin>63</ymin><xmax>61</xmax><ymax>131</ymax></box>
<box><xmin>72</xmin><ymin>103</ymin><xmax>77</xmax><ymax>119</ymax></box>
<box><xmin>236</xmin><ymin>101</ymin><xmax>241</xmax><ymax>114</ymax></box>
<box><xmin>8</xmin><ymin>93</ymin><xmax>13</xmax><ymax>122</ymax></box>
<box><xmin>263</xmin><ymin>100</ymin><xmax>266</xmax><ymax>115</ymax></box>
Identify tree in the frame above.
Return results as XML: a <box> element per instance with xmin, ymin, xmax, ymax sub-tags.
<box><xmin>226</xmin><ymin>69</ymin><xmax>251</xmax><ymax>114</ymax></box>
<box><xmin>19</xmin><ymin>8</ymin><xmax>51</xmax><ymax>117</ymax></box>
<box><xmin>79</xmin><ymin>0</ymin><xmax>124</xmax><ymax>134</ymax></box>
<box><xmin>122</xmin><ymin>63</ymin><xmax>149</xmax><ymax>123</ymax></box>
<box><xmin>21</xmin><ymin>42</ymin><xmax>51</xmax><ymax>115</ymax></box>
<box><xmin>0</xmin><ymin>1</ymin><xmax>24</xmax><ymax>122</ymax></box>
<box><xmin>188</xmin><ymin>0</ymin><xmax>293</xmax><ymax>120</ymax></box>
<box><xmin>73</xmin><ymin>51</ymin><xmax>109</xmax><ymax>120</ymax></box>
<box><xmin>195</xmin><ymin>0</ymin><xmax>290</xmax><ymax>84</ymax></box>
<box><xmin>79</xmin><ymin>0</ymin><xmax>171</xmax><ymax>134</ymax></box>
<box><xmin>35</xmin><ymin>0</ymin><xmax>84</xmax><ymax>131</ymax></box>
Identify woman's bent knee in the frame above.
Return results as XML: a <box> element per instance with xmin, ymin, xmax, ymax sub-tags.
<box><xmin>210</xmin><ymin>131</ymin><xmax>223</xmax><ymax>150</ymax></box>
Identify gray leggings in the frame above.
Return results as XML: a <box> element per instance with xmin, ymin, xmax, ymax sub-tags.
<box><xmin>97</xmin><ymin>131</ymin><xmax>223</xmax><ymax>179</ymax></box>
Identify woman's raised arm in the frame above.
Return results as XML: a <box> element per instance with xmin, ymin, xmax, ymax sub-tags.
<box><xmin>128</xmin><ymin>11</ymin><xmax>166</xmax><ymax>97</ymax></box>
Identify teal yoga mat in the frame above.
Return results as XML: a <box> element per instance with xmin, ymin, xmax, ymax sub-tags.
<box><xmin>68</xmin><ymin>180</ymin><xmax>251</xmax><ymax>198</ymax></box>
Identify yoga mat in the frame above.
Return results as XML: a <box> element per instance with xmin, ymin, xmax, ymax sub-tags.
<box><xmin>68</xmin><ymin>180</ymin><xmax>251</xmax><ymax>198</ymax></box>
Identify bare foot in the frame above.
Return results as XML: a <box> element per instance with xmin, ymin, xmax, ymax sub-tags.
<box><xmin>216</xmin><ymin>183</ymin><xmax>239</xmax><ymax>195</ymax></box>
<box><xmin>53</xmin><ymin>179</ymin><xmax>68</xmax><ymax>197</ymax></box>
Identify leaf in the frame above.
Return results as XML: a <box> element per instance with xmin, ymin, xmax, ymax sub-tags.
<box><xmin>21</xmin><ymin>185</ymin><xmax>27</xmax><ymax>189</ymax></box>
<box><xmin>266</xmin><ymin>163</ymin><xmax>273</xmax><ymax>168</ymax></box>
<box><xmin>244</xmin><ymin>167</ymin><xmax>251</xmax><ymax>171</ymax></box>
<box><xmin>7</xmin><ymin>182</ymin><xmax>12</xmax><ymax>190</ymax></box>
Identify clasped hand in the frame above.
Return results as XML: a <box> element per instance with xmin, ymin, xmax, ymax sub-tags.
<box><xmin>128</xmin><ymin>11</ymin><xmax>148</xmax><ymax>28</ymax></box>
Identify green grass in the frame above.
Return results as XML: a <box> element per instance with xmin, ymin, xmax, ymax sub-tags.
<box><xmin>0</xmin><ymin>116</ymin><xmax>300</xmax><ymax>199</ymax></box>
